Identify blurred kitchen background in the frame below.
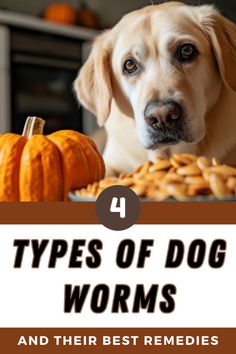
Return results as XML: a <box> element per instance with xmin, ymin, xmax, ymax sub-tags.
<box><xmin>0</xmin><ymin>0</ymin><xmax>235</xmax><ymax>136</ymax></box>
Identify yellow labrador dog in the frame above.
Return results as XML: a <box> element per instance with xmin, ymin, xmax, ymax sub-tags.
<box><xmin>75</xmin><ymin>1</ymin><xmax>236</xmax><ymax>175</ymax></box>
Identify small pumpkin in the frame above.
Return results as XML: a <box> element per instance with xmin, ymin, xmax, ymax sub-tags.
<box><xmin>77</xmin><ymin>3</ymin><xmax>100</xmax><ymax>29</ymax></box>
<box><xmin>0</xmin><ymin>117</ymin><xmax>105</xmax><ymax>201</ymax></box>
<box><xmin>44</xmin><ymin>4</ymin><xmax>77</xmax><ymax>25</ymax></box>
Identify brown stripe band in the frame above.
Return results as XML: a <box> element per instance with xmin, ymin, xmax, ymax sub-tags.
<box><xmin>0</xmin><ymin>328</ymin><xmax>235</xmax><ymax>353</ymax></box>
<box><xmin>0</xmin><ymin>202</ymin><xmax>235</xmax><ymax>224</ymax></box>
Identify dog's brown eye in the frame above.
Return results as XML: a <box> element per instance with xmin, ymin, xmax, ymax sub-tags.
<box><xmin>177</xmin><ymin>44</ymin><xmax>198</xmax><ymax>62</ymax></box>
<box><xmin>124</xmin><ymin>59</ymin><xmax>137</xmax><ymax>74</ymax></box>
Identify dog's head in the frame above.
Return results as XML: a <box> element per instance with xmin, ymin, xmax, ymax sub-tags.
<box><xmin>74</xmin><ymin>1</ymin><xmax>236</xmax><ymax>150</ymax></box>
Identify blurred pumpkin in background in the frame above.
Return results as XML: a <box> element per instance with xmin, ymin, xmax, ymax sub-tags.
<box><xmin>44</xmin><ymin>3</ymin><xmax>77</xmax><ymax>25</ymax></box>
<box><xmin>77</xmin><ymin>2</ymin><xmax>100</xmax><ymax>29</ymax></box>
<box><xmin>0</xmin><ymin>117</ymin><xmax>105</xmax><ymax>201</ymax></box>
<box><xmin>43</xmin><ymin>2</ymin><xmax>100</xmax><ymax>29</ymax></box>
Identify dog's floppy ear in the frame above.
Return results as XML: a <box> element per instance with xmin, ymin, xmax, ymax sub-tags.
<box><xmin>74</xmin><ymin>32</ymin><xmax>112</xmax><ymax>126</ymax></box>
<box><xmin>201</xmin><ymin>8</ymin><xmax>236</xmax><ymax>93</ymax></box>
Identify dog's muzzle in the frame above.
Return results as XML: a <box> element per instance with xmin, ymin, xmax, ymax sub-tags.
<box><xmin>143</xmin><ymin>100</ymin><xmax>185</xmax><ymax>148</ymax></box>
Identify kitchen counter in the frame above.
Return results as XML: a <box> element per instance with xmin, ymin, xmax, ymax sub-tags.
<box><xmin>0</xmin><ymin>10</ymin><xmax>99</xmax><ymax>40</ymax></box>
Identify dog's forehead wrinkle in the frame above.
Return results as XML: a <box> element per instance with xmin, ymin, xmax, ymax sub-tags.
<box><xmin>161</xmin><ymin>34</ymin><xmax>200</xmax><ymax>51</ymax></box>
<box><xmin>114</xmin><ymin>35</ymin><xmax>148</xmax><ymax>63</ymax></box>
<box><xmin>133</xmin><ymin>47</ymin><xmax>146</xmax><ymax>59</ymax></box>
<box><xmin>126</xmin><ymin>43</ymin><xmax>147</xmax><ymax>59</ymax></box>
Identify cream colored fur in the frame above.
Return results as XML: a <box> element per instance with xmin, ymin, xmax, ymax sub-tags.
<box><xmin>74</xmin><ymin>1</ymin><xmax>236</xmax><ymax>175</ymax></box>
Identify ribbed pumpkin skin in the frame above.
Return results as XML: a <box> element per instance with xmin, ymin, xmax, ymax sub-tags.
<box><xmin>48</xmin><ymin>130</ymin><xmax>105</xmax><ymax>200</ymax></box>
<box><xmin>0</xmin><ymin>130</ymin><xmax>105</xmax><ymax>201</ymax></box>
<box><xmin>0</xmin><ymin>134</ymin><xmax>27</xmax><ymax>201</ymax></box>
<box><xmin>19</xmin><ymin>135</ymin><xmax>63</xmax><ymax>201</ymax></box>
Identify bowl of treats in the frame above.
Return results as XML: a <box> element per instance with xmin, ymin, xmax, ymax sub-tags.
<box><xmin>69</xmin><ymin>154</ymin><xmax>236</xmax><ymax>202</ymax></box>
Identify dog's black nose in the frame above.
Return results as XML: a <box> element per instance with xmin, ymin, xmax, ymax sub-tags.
<box><xmin>144</xmin><ymin>101</ymin><xmax>182</xmax><ymax>130</ymax></box>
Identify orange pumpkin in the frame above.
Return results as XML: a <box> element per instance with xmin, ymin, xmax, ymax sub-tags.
<box><xmin>77</xmin><ymin>3</ymin><xmax>100</xmax><ymax>29</ymax></box>
<box><xmin>44</xmin><ymin>4</ymin><xmax>77</xmax><ymax>25</ymax></box>
<box><xmin>0</xmin><ymin>117</ymin><xmax>105</xmax><ymax>201</ymax></box>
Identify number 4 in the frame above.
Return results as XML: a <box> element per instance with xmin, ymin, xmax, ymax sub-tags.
<box><xmin>110</xmin><ymin>197</ymin><xmax>126</xmax><ymax>219</ymax></box>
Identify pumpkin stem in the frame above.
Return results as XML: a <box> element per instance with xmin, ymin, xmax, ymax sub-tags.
<box><xmin>22</xmin><ymin>117</ymin><xmax>45</xmax><ymax>138</ymax></box>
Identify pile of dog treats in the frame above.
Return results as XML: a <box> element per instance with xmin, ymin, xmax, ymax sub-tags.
<box><xmin>75</xmin><ymin>154</ymin><xmax>236</xmax><ymax>200</ymax></box>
